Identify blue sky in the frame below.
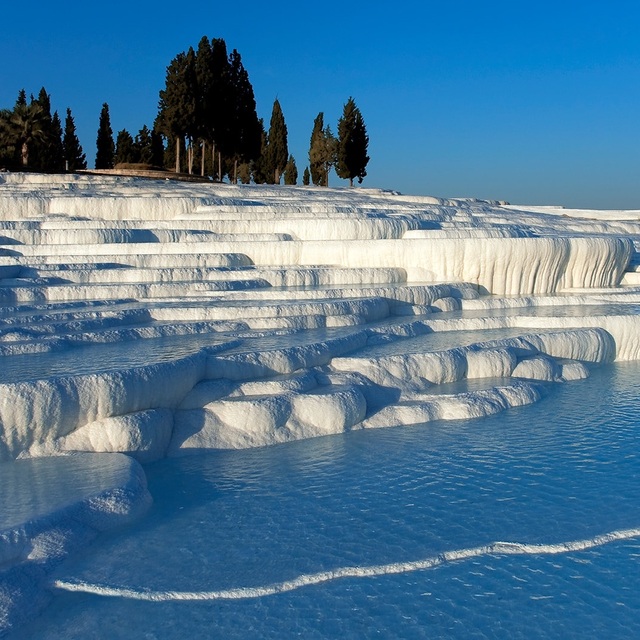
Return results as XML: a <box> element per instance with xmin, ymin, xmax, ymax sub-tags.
<box><xmin>2</xmin><ymin>1</ymin><xmax>640</xmax><ymax>208</ymax></box>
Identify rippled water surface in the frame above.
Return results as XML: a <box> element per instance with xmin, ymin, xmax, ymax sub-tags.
<box><xmin>16</xmin><ymin>361</ymin><xmax>640</xmax><ymax>639</ymax></box>
<box><xmin>2</xmin><ymin>301</ymin><xmax>639</xmax><ymax>383</ymax></box>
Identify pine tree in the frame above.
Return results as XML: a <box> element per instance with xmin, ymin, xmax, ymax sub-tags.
<box><xmin>95</xmin><ymin>103</ymin><xmax>115</xmax><ymax>169</ymax></box>
<box><xmin>63</xmin><ymin>108</ymin><xmax>86</xmax><ymax>171</ymax></box>
<box><xmin>194</xmin><ymin>37</ymin><xmax>230</xmax><ymax>177</ymax></box>
<box><xmin>157</xmin><ymin>49</ymin><xmax>197</xmax><ymax>172</ymax></box>
<box><xmin>266</xmin><ymin>99</ymin><xmax>288</xmax><ymax>184</ymax></box>
<box><xmin>284</xmin><ymin>155</ymin><xmax>298</xmax><ymax>185</ymax></box>
<box><xmin>336</xmin><ymin>97</ymin><xmax>369</xmax><ymax>186</ymax></box>
<box><xmin>226</xmin><ymin>49</ymin><xmax>261</xmax><ymax>182</ymax></box>
<box><xmin>114</xmin><ymin>129</ymin><xmax>136</xmax><ymax>165</ymax></box>
<box><xmin>183</xmin><ymin>47</ymin><xmax>199</xmax><ymax>173</ymax></box>
<box><xmin>302</xmin><ymin>167</ymin><xmax>310</xmax><ymax>186</ymax></box>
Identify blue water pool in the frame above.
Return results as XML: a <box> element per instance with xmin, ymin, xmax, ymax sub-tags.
<box><xmin>14</xmin><ymin>361</ymin><xmax>640</xmax><ymax>639</ymax></box>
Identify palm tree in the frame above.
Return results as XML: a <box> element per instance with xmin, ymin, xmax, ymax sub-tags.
<box><xmin>6</xmin><ymin>103</ymin><xmax>47</xmax><ymax>168</ymax></box>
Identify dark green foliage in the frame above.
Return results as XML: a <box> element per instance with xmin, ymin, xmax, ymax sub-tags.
<box><xmin>309</xmin><ymin>113</ymin><xmax>336</xmax><ymax>186</ymax></box>
<box><xmin>157</xmin><ymin>49</ymin><xmax>198</xmax><ymax>172</ymax></box>
<box><xmin>150</xmin><ymin>129</ymin><xmax>165</xmax><ymax>167</ymax></box>
<box><xmin>29</xmin><ymin>88</ymin><xmax>54</xmax><ymax>171</ymax></box>
<box><xmin>0</xmin><ymin>88</ymin><xmax>74</xmax><ymax>171</ymax></box>
<box><xmin>226</xmin><ymin>49</ymin><xmax>262</xmax><ymax>180</ymax></box>
<box><xmin>5</xmin><ymin>99</ymin><xmax>47</xmax><ymax>168</ymax></box>
<box><xmin>48</xmin><ymin>111</ymin><xmax>65</xmax><ymax>172</ymax></box>
<box><xmin>309</xmin><ymin>113</ymin><xmax>324</xmax><ymax>186</ymax></box>
<box><xmin>251</xmin><ymin>119</ymin><xmax>269</xmax><ymax>184</ymax></box>
<box><xmin>284</xmin><ymin>155</ymin><xmax>298</xmax><ymax>185</ymax></box>
<box><xmin>158</xmin><ymin>37</ymin><xmax>264</xmax><ymax>178</ymax></box>
<box><xmin>15</xmin><ymin>89</ymin><xmax>27</xmax><ymax>109</ymax></box>
<box><xmin>336</xmin><ymin>97</ymin><xmax>369</xmax><ymax>186</ymax></box>
<box><xmin>134</xmin><ymin>125</ymin><xmax>155</xmax><ymax>165</ymax></box>
<box><xmin>195</xmin><ymin>37</ymin><xmax>231</xmax><ymax>163</ymax></box>
<box><xmin>63</xmin><ymin>108</ymin><xmax>86</xmax><ymax>171</ymax></box>
<box><xmin>95</xmin><ymin>103</ymin><xmax>115</xmax><ymax>169</ymax></box>
<box><xmin>115</xmin><ymin>129</ymin><xmax>136</xmax><ymax>165</ymax></box>
<box><xmin>0</xmin><ymin>109</ymin><xmax>16</xmax><ymax>168</ymax></box>
<box><xmin>265</xmin><ymin>99</ymin><xmax>288</xmax><ymax>184</ymax></box>
<box><xmin>238</xmin><ymin>162</ymin><xmax>252</xmax><ymax>184</ymax></box>
<box><xmin>19</xmin><ymin>88</ymin><xmax>64</xmax><ymax>172</ymax></box>
<box><xmin>302</xmin><ymin>166</ymin><xmax>310</xmax><ymax>186</ymax></box>
<box><xmin>163</xmin><ymin>135</ymin><xmax>185</xmax><ymax>173</ymax></box>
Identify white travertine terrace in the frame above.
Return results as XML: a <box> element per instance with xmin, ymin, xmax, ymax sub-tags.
<box><xmin>0</xmin><ymin>172</ymin><xmax>639</xmax><ymax>462</ymax></box>
<box><xmin>1</xmin><ymin>171</ymin><xmax>640</xmax><ymax>634</ymax></box>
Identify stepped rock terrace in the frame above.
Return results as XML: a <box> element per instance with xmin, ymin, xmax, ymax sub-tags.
<box><xmin>1</xmin><ymin>172</ymin><xmax>640</xmax><ymax>635</ymax></box>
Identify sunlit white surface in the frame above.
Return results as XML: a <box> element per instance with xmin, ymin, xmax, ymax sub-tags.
<box><xmin>2</xmin><ymin>173</ymin><xmax>640</xmax><ymax>636</ymax></box>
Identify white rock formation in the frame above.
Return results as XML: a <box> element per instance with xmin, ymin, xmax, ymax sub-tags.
<box><xmin>0</xmin><ymin>173</ymin><xmax>638</xmax><ymax>463</ymax></box>
<box><xmin>2</xmin><ymin>173</ymin><xmax>640</xmax><ymax>636</ymax></box>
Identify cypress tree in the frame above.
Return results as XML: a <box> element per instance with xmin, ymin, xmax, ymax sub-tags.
<box><xmin>302</xmin><ymin>166</ymin><xmax>310</xmax><ymax>186</ymax></box>
<box><xmin>49</xmin><ymin>111</ymin><xmax>65</xmax><ymax>172</ymax></box>
<box><xmin>95</xmin><ymin>103</ymin><xmax>115</xmax><ymax>169</ymax></box>
<box><xmin>15</xmin><ymin>89</ymin><xmax>27</xmax><ymax>109</ymax></box>
<box><xmin>251</xmin><ymin>119</ymin><xmax>269</xmax><ymax>184</ymax></box>
<box><xmin>309</xmin><ymin>113</ymin><xmax>325</xmax><ymax>186</ymax></box>
<box><xmin>336</xmin><ymin>97</ymin><xmax>369</xmax><ymax>186</ymax></box>
<box><xmin>266</xmin><ymin>99</ymin><xmax>288</xmax><ymax>184</ymax></box>
<box><xmin>150</xmin><ymin>129</ymin><xmax>165</xmax><ymax>167</ymax></box>
<box><xmin>134</xmin><ymin>125</ymin><xmax>154</xmax><ymax>165</ymax></box>
<box><xmin>309</xmin><ymin>114</ymin><xmax>336</xmax><ymax>186</ymax></box>
<box><xmin>29</xmin><ymin>88</ymin><xmax>55</xmax><ymax>171</ymax></box>
<box><xmin>63</xmin><ymin>108</ymin><xmax>86</xmax><ymax>171</ymax></box>
<box><xmin>114</xmin><ymin>129</ymin><xmax>136</xmax><ymax>165</ymax></box>
<box><xmin>283</xmin><ymin>155</ymin><xmax>298</xmax><ymax>185</ymax></box>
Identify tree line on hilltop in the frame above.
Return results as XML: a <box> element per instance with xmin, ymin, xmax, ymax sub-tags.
<box><xmin>0</xmin><ymin>36</ymin><xmax>369</xmax><ymax>187</ymax></box>
<box><xmin>0</xmin><ymin>88</ymin><xmax>86</xmax><ymax>172</ymax></box>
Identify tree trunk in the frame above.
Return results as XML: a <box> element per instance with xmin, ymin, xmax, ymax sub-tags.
<box><xmin>201</xmin><ymin>141</ymin><xmax>206</xmax><ymax>177</ymax></box>
<box><xmin>21</xmin><ymin>141</ymin><xmax>29</xmax><ymax>168</ymax></box>
<box><xmin>187</xmin><ymin>141</ymin><xmax>193</xmax><ymax>174</ymax></box>
<box><xmin>211</xmin><ymin>142</ymin><xmax>216</xmax><ymax>181</ymax></box>
<box><xmin>218</xmin><ymin>151</ymin><xmax>222</xmax><ymax>182</ymax></box>
<box><xmin>350</xmin><ymin>177</ymin><xmax>353</xmax><ymax>187</ymax></box>
<box><xmin>234</xmin><ymin>159</ymin><xmax>238</xmax><ymax>184</ymax></box>
<box><xmin>175</xmin><ymin>138</ymin><xmax>180</xmax><ymax>173</ymax></box>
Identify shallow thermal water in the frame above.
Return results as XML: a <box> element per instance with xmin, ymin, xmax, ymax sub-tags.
<box><xmin>14</xmin><ymin>361</ymin><xmax>640</xmax><ymax>639</ymax></box>
<box><xmin>1</xmin><ymin>301</ymin><xmax>638</xmax><ymax>384</ymax></box>
<box><xmin>0</xmin><ymin>455</ymin><xmax>138</xmax><ymax>530</ymax></box>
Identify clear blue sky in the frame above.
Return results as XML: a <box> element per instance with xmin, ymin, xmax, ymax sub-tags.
<box><xmin>2</xmin><ymin>1</ymin><xmax>640</xmax><ymax>208</ymax></box>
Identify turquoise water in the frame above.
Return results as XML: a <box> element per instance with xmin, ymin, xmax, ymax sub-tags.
<box><xmin>15</xmin><ymin>361</ymin><xmax>640</xmax><ymax>639</ymax></box>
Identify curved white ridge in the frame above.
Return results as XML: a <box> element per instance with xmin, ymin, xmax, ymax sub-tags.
<box><xmin>52</xmin><ymin>526</ymin><xmax>640</xmax><ymax>602</ymax></box>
